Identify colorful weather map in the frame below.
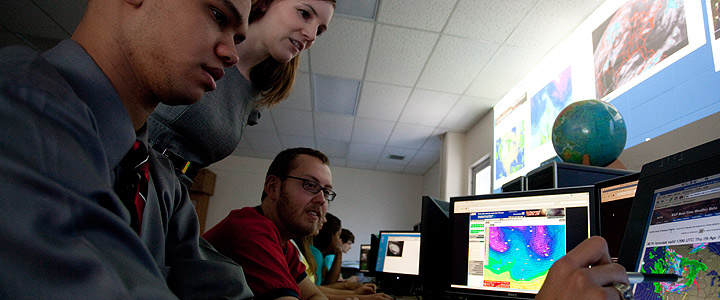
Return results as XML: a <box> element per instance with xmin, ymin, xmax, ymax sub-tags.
<box><xmin>635</xmin><ymin>242</ymin><xmax>720</xmax><ymax>299</ymax></box>
<box><xmin>495</xmin><ymin>120</ymin><xmax>525</xmax><ymax>181</ymax></box>
<box><xmin>530</xmin><ymin>67</ymin><xmax>573</xmax><ymax>150</ymax></box>
<box><xmin>593</xmin><ymin>0</ymin><xmax>689</xmax><ymax>99</ymax></box>
<box><xmin>483</xmin><ymin>225</ymin><xmax>565</xmax><ymax>291</ymax></box>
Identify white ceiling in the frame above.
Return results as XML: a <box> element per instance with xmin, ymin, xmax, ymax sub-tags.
<box><xmin>0</xmin><ymin>0</ymin><xmax>605</xmax><ymax>175</ymax></box>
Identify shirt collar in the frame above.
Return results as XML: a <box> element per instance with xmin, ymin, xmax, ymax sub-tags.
<box><xmin>42</xmin><ymin>40</ymin><xmax>136</xmax><ymax>169</ymax></box>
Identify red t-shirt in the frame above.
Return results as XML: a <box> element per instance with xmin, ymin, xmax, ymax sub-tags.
<box><xmin>203</xmin><ymin>206</ymin><xmax>307</xmax><ymax>299</ymax></box>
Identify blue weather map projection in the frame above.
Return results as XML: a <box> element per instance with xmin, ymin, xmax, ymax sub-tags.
<box><xmin>483</xmin><ymin>225</ymin><xmax>565</xmax><ymax>290</ymax></box>
<box><xmin>635</xmin><ymin>242</ymin><xmax>720</xmax><ymax>299</ymax></box>
<box><xmin>495</xmin><ymin>120</ymin><xmax>525</xmax><ymax>181</ymax></box>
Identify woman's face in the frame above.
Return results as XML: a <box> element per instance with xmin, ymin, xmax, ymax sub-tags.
<box><xmin>253</xmin><ymin>0</ymin><xmax>334</xmax><ymax>63</ymax></box>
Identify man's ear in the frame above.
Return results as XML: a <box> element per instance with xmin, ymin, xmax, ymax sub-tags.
<box><xmin>264</xmin><ymin>175</ymin><xmax>281</xmax><ymax>201</ymax></box>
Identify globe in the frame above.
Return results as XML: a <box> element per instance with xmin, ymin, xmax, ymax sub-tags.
<box><xmin>551</xmin><ymin>99</ymin><xmax>627</xmax><ymax>167</ymax></box>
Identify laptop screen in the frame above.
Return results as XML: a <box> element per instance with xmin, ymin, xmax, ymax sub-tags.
<box><xmin>633</xmin><ymin>173</ymin><xmax>720</xmax><ymax>298</ymax></box>
<box><xmin>359</xmin><ymin>244</ymin><xmax>371</xmax><ymax>272</ymax></box>
<box><xmin>449</xmin><ymin>186</ymin><xmax>595</xmax><ymax>299</ymax></box>
<box><xmin>617</xmin><ymin>138</ymin><xmax>720</xmax><ymax>299</ymax></box>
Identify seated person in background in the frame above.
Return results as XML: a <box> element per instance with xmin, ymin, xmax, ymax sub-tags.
<box><xmin>311</xmin><ymin>213</ymin><xmax>343</xmax><ymax>286</ymax></box>
<box><xmin>0</xmin><ymin>0</ymin><xmax>253</xmax><ymax>298</ymax></box>
<box><xmin>203</xmin><ymin>148</ymin><xmax>388</xmax><ymax>300</ymax></box>
<box><xmin>338</xmin><ymin>229</ymin><xmax>360</xmax><ymax>283</ymax></box>
<box><xmin>293</xmin><ymin>226</ymin><xmax>391</xmax><ymax>299</ymax></box>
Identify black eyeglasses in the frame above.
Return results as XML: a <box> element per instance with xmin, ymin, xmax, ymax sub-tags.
<box><xmin>285</xmin><ymin>175</ymin><xmax>337</xmax><ymax>202</ymax></box>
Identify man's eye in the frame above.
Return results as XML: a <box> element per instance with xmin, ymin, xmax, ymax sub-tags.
<box><xmin>212</xmin><ymin>8</ymin><xmax>228</xmax><ymax>26</ymax></box>
<box><xmin>306</xmin><ymin>181</ymin><xmax>319</xmax><ymax>190</ymax></box>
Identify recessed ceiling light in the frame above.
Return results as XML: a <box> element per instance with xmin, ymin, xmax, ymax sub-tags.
<box><xmin>335</xmin><ymin>0</ymin><xmax>378</xmax><ymax>20</ymax></box>
<box><xmin>312</xmin><ymin>74</ymin><xmax>361</xmax><ymax>115</ymax></box>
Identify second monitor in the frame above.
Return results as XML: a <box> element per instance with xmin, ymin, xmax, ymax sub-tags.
<box><xmin>448</xmin><ymin>186</ymin><xmax>597</xmax><ymax>299</ymax></box>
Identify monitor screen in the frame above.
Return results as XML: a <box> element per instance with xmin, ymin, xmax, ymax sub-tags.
<box><xmin>359</xmin><ymin>244</ymin><xmax>371</xmax><ymax>273</ymax></box>
<box><xmin>419</xmin><ymin>196</ymin><xmax>451</xmax><ymax>295</ymax></box>
<box><xmin>631</xmin><ymin>173</ymin><xmax>720</xmax><ymax>299</ymax></box>
<box><xmin>595</xmin><ymin>172</ymin><xmax>640</xmax><ymax>260</ymax></box>
<box><xmin>449</xmin><ymin>186</ymin><xmax>595</xmax><ymax>299</ymax></box>
<box><xmin>375</xmin><ymin>231</ymin><xmax>421</xmax><ymax>276</ymax></box>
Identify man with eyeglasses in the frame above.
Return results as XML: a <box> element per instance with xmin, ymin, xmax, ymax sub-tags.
<box><xmin>203</xmin><ymin>148</ymin><xmax>336</xmax><ymax>300</ymax></box>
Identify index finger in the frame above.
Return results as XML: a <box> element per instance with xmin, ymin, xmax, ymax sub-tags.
<box><xmin>564</xmin><ymin>236</ymin><xmax>613</xmax><ymax>268</ymax></box>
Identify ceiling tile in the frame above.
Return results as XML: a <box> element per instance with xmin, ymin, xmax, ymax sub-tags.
<box><xmin>348</xmin><ymin>143</ymin><xmax>384</xmax><ymax>162</ymax></box>
<box><xmin>403</xmin><ymin>166</ymin><xmax>429</xmax><ymax>175</ymax></box>
<box><xmin>271</xmin><ymin>108</ymin><xmax>314</xmax><ymax>136</ymax></box>
<box><xmin>438</xmin><ymin>95</ymin><xmax>494</xmax><ymax>131</ymax></box>
<box><xmin>444</xmin><ymin>0</ymin><xmax>536</xmax><ymax>43</ymax></box>
<box><xmin>365</xmin><ymin>24</ymin><xmax>439</xmax><ymax>86</ymax></box>
<box><xmin>0</xmin><ymin>31</ymin><xmax>27</xmax><ymax>48</ymax></box>
<box><xmin>375</xmin><ymin>163</ymin><xmax>406</xmax><ymax>173</ymax></box>
<box><xmin>408</xmin><ymin>150</ymin><xmax>440</xmax><ymax>168</ymax></box>
<box><xmin>329</xmin><ymin>157</ymin><xmax>346</xmax><ymax>168</ymax></box>
<box><xmin>416</xmin><ymin>35</ymin><xmax>499</xmax><ymax>94</ymax></box>
<box><xmin>351</xmin><ymin>118</ymin><xmax>395</xmax><ymax>145</ymax></box>
<box><xmin>421</xmin><ymin>135</ymin><xmax>443</xmax><ymax>152</ymax></box>
<box><xmin>507</xmin><ymin>0</ymin><xmax>604</xmax><ymax>51</ymax></box>
<box><xmin>309</xmin><ymin>17</ymin><xmax>374</xmax><ymax>79</ymax></box>
<box><xmin>231</xmin><ymin>147</ymin><xmax>256</xmax><ymax>158</ymax></box>
<box><xmin>276</xmin><ymin>72</ymin><xmax>312</xmax><ymax>111</ymax></box>
<box><xmin>314</xmin><ymin>113</ymin><xmax>354</xmax><ymax>140</ymax></box>
<box><xmin>466</xmin><ymin>45</ymin><xmax>545</xmax><ymax>99</ymax></box>
<box><xmin>299</xmin><ymin>51</ymin><xmax>310</xmax><ymax>72</ymax></box>
<box><xmin>33</xmin><ymin>0</ymin><xmax>85</xmax><ymax>34</ymax></box>
<box><xmin>316</xmin><ymin>138</ymin><xmax>349</xmax><ymax>158</ymax></box>
<box><xmin>379</xmin><ymin>146</ymin><xmax>418</xmax><ymax>166</ymax></box>
<box><xmin>387</xmin><ymin>123</ymin><xmax>435</xmax><ymax>149</ymax></box>
<box><xmin>376</xmin><ymin>0</ymin><xmax>456</xmax><ymax>32</ymax></box>
<box><xmin>236</xmin><ymin>134</ymin><xmax>253</xmax><ymax>149</ymax></box>
<box><xmin>345</xmin><ymin>160</ymin><xmax>377</xmax><ymax>170</ymax></box>
<box><xmin>399</xmin><ymin>89</ymin><xmax>459</xmax><ymax>126</ymax></box>
<box><xmin>280</xmin><ymin>134</ymin><xmax>316</xmax><ymax>149</ymax></box>
<box><xmin>243</xmin><ymin>129</ymin><xmax>283</xmax><ymax>153</ymax></box>
<box><xmin>246</xmin><ymin>109</ymin><xmax>277</xmax><ymax>133</ymax></box>
<box><xmin>356</xmin><ymin>81</ymin><xmax>411</xmax><ymax>121</ymax></box>
<box><xmin>0</xmin><ymin>1</ymin><xmax>68</xmax><ymax>39</ymax></box>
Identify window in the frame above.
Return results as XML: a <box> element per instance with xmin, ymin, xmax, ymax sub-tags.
<box><xmin>470</xmin><ymin>156</ymin><xmax>491</xmax><ymax>195</ymax></box>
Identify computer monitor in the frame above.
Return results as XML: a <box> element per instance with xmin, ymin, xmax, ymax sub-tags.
<box><xmin>367</xmin><ymin>234</ymin><xmax>380</xmax><ymax>276</ymax></box>
<box><xmin>594</xmin><ymin>172</ymin><xmax>640</xmax><ymax>260</ymax></box>
<box><xmin>359</xmin><ymin>244</ymin><xmax>371</xmax><ymax>273</ymax></box>
<box><xmin>419</xmin><ymin>196</ymin><xmax>451</xmax><ymax>296</ymax></box>
<box><xmin>617</xmin><ymin>138</ymin><xmax>720</xmax><ymax>299</ymax></box>
<box><xmin>375</xmin><ymin>231</ymin><xmax>421</xmax><ymax>276</ymax></box>
<box><xmin>448</xmin><ymin>186</ymin><xmax>596</xmax><ymax>299</ymax></box>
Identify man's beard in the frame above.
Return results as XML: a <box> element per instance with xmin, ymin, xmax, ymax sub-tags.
<box><xmin>276</xmin><ymin>184</ymin><xmax>316</xmax><ymax>238</ymax></box>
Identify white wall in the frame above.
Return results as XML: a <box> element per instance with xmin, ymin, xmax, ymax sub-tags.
<box><xmin>422</xmin><ymin>162</ymin><xmax>441</xmax><ymax>199</ymax></box>
<box><xmin>206</xmin><ymin>155</ymin><xmax>424</xmax><ymax>264</ymax></box>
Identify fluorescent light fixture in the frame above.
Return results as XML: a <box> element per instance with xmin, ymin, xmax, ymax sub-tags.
<box><xmin>335</xmin><ymin>0</ymin><xmax>378</xmax><ymax>20</ymax></box>
<box><xmin>312</xmin><ymin>74</ymin><xmax>361</xmax><ymax>115</ymax></box>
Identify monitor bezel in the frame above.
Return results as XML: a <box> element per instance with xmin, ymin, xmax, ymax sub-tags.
<box><xmin>593</xmin><ymin>171</ymin><xmax>640</xmax><ymax>259</ymax></box>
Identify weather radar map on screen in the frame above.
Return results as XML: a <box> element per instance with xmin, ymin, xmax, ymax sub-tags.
<box><xmin>484</xmin><ymin>225</ymin><xmax>565</xmax><ymax>290</ymax></box>
<box><xmin>633</xmin><ymin>173</ymin><xmax>720</xmax><ymax>300</ymax></box>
